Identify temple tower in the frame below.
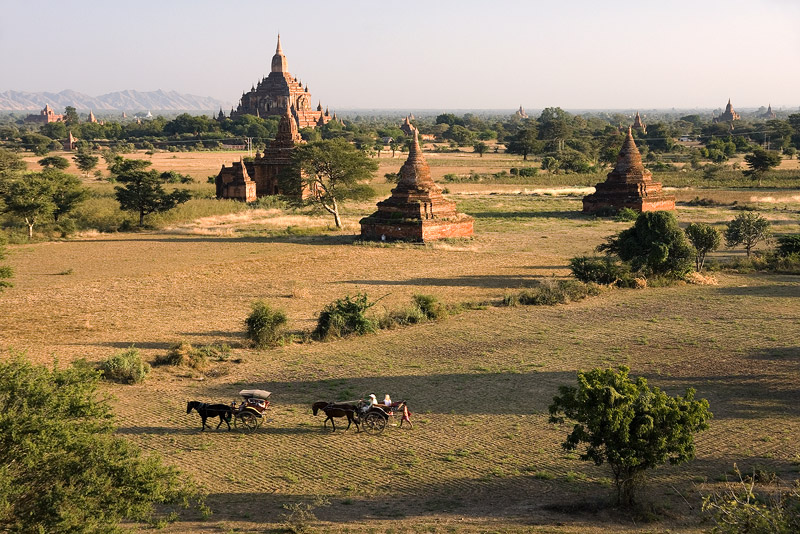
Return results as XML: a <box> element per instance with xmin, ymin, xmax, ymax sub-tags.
<box><xmin>632</xmin><ymin>111</ymin><xmax>647</xmax><ymax>134</ymax></box>
<box><xmin>582</xmin><ymin>128</ymin><xmax>675</xmax><ymax>214</ymax></box>
<box><xmin>229</xmin><ymin>34</ymin><xmax>331</xmax><ymax>128</ymax></box>
<box><xmin>360</xmin><ymin>129</ymin><xmax>474</xmax><ymax>241</ymax></box>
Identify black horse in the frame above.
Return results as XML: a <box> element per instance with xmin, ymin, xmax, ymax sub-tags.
<box><xmin>312</xmin><ymin>401</ymin><xmax>360</xmax><ymax>432</ymax></box>
<box><xmin>187</xmin><ymin>401</ymin><xmax>232</xmax><ymax>431</ymax></box>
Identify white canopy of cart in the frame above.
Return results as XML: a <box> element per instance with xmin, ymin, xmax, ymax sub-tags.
<box><xmin>240</xmin><ymin>389</ymin><xmax>271</xmax><ymax>399</ymax></box>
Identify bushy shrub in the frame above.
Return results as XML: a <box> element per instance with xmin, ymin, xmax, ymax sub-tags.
<box><xmin>99</xmin><ymin>346</ymin><xmax>150</xmax><ymax>384</ymax></box>
<box><xmin>153</xmin><ymin>341</ymin><xmax>231</xmax><ymax>370</ymax></box>
<box><xmin>599</xmin><ymin>211</ymin><xmax>694</xmax><ymax>277</ymax></box>
<box><xmin>378</xmin><ymin>305</ymin><xmax>425</xmax><ymax>329</ymax></box>
<box><xmin>777</xmin><ymin>235</ymin><xmax>800</xmax><ymax>257</ymax></box>
<box><xmin>515</xmin><ymin>280</ymin><xmax>601</xmax><ymax>306</ymax></box>
<box><xmin>412</xmin><ymin>294</ymin><xmax>448</xmax><ymax>320</ymax></box>
<box><xmin>314</xmin><ymin>293</ymin><xmax>376</xmax><ymax>340</ymax></box>
<box><xmin>614</xmin><ymin>207</ymin><xmax>639</xmax><ymax>222</ymax></box>
<box><xmin>245</xmin><ymin>301</ymin><xmax>287</xmax><ymax>349</ymax></box>
<box><xmin>569</xmin><ymin>256</ymin><xmax>633</xmax><ymax>286</ymax></box>
<box><xmin>703</xmin><ymin>465</ymin><xmax>799</xmax><ymax>534</ymax></box>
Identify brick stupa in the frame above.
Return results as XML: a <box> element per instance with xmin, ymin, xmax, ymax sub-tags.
<box><xmin>360</xmin><ymin>129</ymin><xmax>473</xmax><ymax>242</ymax></box>
<box><xmin>583</xmin><ymin>128</ymin><xmax>675</xmax><ymax>214</ymax></box>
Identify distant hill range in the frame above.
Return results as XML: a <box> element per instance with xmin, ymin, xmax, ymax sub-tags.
<box><xmin>0</xmin><ymin>89</ymin><xmax>230</xmax><ymax>112</ymax></box>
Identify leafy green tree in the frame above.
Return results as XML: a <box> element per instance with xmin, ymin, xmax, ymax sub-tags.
<box><xmin>44</xmin><ymin>169</ymin><xmax>90</xmax><ymax>222</ymax></box>
<box><xmin>685</xmin><ymin>223</ymin><xmax>721</xmax><ymax>272</ymax></box>
<box><xmin>73</xmin><ymin>150</ymin><xmax>99</xmax><ymax>176</ymax></box>
<box><xmin>743</xmin><ymin>148</ymin><xmax>782</xmax><ymax>186</ymax></box>
<box><xmin>20</xmin><ymin>133</ymin><xmax>53</xmax><ymax>156</ymax></box>
<box><xmin>40</xmin><ymin>121</ymin><xmax>67</xmax><ymax>140</ymax></box>
<box><xmin>0</xmin><ymin>354</ymin><xmax>204</xmax><ymax>532</ymax></box>
<box><xmin>63</xmin><ymin>105</ymin><xmax>80</xmax><ymax>126</ymax></box>
<box><xmin>725</xmin><ymin>212</ymin><xmax>771</xmax><ymax>257</ymax></box>
<box><xmin>283</xmin><ymin>138</ymin><xmax>377</xmax><ymax>228</ymax></box>
<box><xmin>445</xmin><ymin>124</ymin><xmax>475</xmax><ymax>146</ymax></box>
<box><xmin>505</xmin><ymin>124</ymin><xmax>539</xmax><ymax>160</ymax></box>
<box><xmin>0</xmin><ymin>233</ymin><xmax>12</xmax><ymax>291</ymax></box>
<box><xmin>473</xmin><ymin>141</ymin><xmax>488</xmax><ymax>157</ymax></box>
<box><xmin>0</xmin><ymin>148</ymin><xmax>26</xmax><ymax>178</ymax></box>
<box><xmin>538</xmin><ymin>107</ymin><xmax>572</xmax><ymax>150</ymax></box>
<box><xmin>549</xmin><ymin>366</ymin><xmax>711</xmax><ymax>506</ymax></box>
<box><xmin>540</xmin><ymin>155</ymin><xmax>561</xmax><ymax>173</ymax></box>
<box><xmin>113</xmin><ymin>158</ymin><xmax>192</xmax><ymax>226</ymax></box>
<box><xmin>2</xmin><ymin>175</ymin><xmax>54</xmax><ymax>239</ymax></box>
<box><xmin>37</xmin><ymin>155</ymin><xmax>70</xmax><ymax>170</ymax></box>
<box><xmin>598</xmin><ymin>211</ymin><xmax>694</xmax><ymax>277</ymax></box>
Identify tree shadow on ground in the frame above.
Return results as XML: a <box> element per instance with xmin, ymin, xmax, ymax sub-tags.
<box><xmin>75</xmin><ymin>233</ymin><xmax>361</xmax><ymax>246</ymax></box>
<box><xmin>748</xmin><ymin>347</ymin><xmax>800</xmax><ymax>361</ymax></box>
<box><xmin>471</xmin><ymin>210</ymin><xmax>590</xmax><ymax>220</ymax></box>
<box><xmin>716</xmin><ymin>283</ymin><xmax>800</xmax><ymax>298</ymax></box>
<box><xmin>338</xmin><ymin>274</ymin><xmax>549</xmax><ymax>288</ymax></box>
<box><xmin>98</xmin><ymin>341</ymin><xmax>174</xmax><ymax>350</ymax></box>
<box><xmin>200</xmin><ymin>369</ymin><xmax>799</xmax><ymax>421</ymax></box>
<box><xmin>646</xmin><ymin>372</ymin><xmax>799</xmax><ymax>420</ymax></box>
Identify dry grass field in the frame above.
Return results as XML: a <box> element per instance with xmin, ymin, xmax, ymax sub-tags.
<box><xmin>3</xmin><ymin>150</ymin><xmax>800</xmax><ymax>533</ymax></box>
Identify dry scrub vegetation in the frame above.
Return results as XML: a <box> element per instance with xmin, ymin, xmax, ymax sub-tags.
<box><xmin>3</xmin><ymin>150</ymin><xmax>800</xmax><ymax>532</ymax></box>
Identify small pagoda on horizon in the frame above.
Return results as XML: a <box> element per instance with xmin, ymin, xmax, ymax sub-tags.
<box><xmin>360</xmin><ymin>129</ymin><xmax>473</xmax><ymax>242</ymax></box>
<box><xmin>582</xmin><ymin>127</ymin><xmax>675</xmax><ymax>214</ymax></box>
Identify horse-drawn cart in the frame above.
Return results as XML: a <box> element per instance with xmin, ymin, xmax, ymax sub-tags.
<box><xmin>232</xmin><ymin>389</ymin><xmax>271</xmax><ymax>432</ymax></box>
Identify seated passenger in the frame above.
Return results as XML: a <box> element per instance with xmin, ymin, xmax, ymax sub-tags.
<box><xmin>384</xmin><ymin>394</ymin><xmax>392</xmax><ymax>406</ymax></box>
<box><xmin>368</xmin><ymin>394</ymin><xmax>378</xmax><ymax>406</ymax></box>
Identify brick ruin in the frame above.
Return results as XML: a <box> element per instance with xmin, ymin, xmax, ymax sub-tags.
<box><xmin>632</xmin><ymin>111</ymin><xmax>647</xmax><ymax>134</ymax></box>
<box><xmin>216</xmin><ymin>158</ymin><xmax>257</xmax><ymax>202</ymax></box>
<box><xmin>583</xmin><ymin>127</ymin><xmax>675</xmax><ymax>214</ymax></box>
<box><xmin>226</xmin><ymin>35</ymin><xmax>332</xmax><ymax>128</ymax></box>
<box><xmin>713</xmin><ymin>98</ymin><xmax>741</xmax><ymax>124</ymax></box>
<box><xmin>360</xmin><ymin>129</ymin><xmax>474</xmax><ymax>242</ymax></box>
<box><xmin>515</xmin><ymin>105</ymin><xmax>528</xmax><ymax>119</ymax></box>
<box><xmin>216</xmin><ymin>106</ymin><xmax>303</xmax><ymax>201</ymax></box>
<box><xmin>24</xmin><ymin>104</ymin><xmax>63</xmax><ymax>124</ymax></box>
<box><xmin>759</xmin><ymin>104</ymin><xmax>776</xmax><ymax>119</ymax></box>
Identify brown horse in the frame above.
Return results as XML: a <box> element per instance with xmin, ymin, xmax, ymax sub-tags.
<box><xmin>312</xmin><ymin>401</ymin><xmax>360</xmax><ymax>432</ymax></box>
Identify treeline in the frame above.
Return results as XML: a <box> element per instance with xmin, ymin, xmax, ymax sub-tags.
<box><xmin>1</xmin><ymin>105</ymin><xmax>799</xmax><ymax>175</ymax></box>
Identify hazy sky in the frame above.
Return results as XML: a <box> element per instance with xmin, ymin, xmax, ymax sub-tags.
<box><xmin>2</xmin><ymin>0</ymin><xmax>798</xmax><ymax>110</ymax></box>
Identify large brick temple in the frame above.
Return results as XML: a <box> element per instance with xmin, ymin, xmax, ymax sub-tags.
<box><xmin>360</xmin><ymin>129</ymin><xmax>474</xmax><ymax>242</ymax></box>
<box><xmin>226</xmin><ymin>35</ymin><xmax>332</xmax><ymax>128</ymax></box>
<box><xmin>582</xmin><ymin>127</ymin><xmax>675</xmax><ymax>214</ymax></box>
<box><xmin>216</xmin><ymin>106</ymin><xmax>303</xmax><ymax>202</ymax></box>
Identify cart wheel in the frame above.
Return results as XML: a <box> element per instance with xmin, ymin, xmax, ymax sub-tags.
<box><xmin>236</xmin><ymin>412</ymin><xmax>259</xmax><ymax>432</ymax></box>
<box><xmin>362</xmin><ymin>412</ymin><xmax>386</xmax><ymax>435</ymax></box>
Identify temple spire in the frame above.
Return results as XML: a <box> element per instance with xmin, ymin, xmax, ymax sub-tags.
<box><xmin>271</xmin><ymin>33</ymin><xmax>288</xmax><ymax>73</ymax></box>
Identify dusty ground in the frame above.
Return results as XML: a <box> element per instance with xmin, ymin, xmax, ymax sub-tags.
<box><xmin>2</xmin><ymin>174</ymin><xmax>800</xmax><ymax>533</ymax></box>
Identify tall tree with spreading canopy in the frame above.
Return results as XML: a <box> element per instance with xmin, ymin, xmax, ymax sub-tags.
<box><xmin>112</xmin><ymin>158</ymin><xmax>191</xmax><ymax>226</ymax></box>
<box><xmin>0</xmin><ymin>233</ymin><xmax>12</xmax><ymax>291</ymax></box>
<box><xmin>0</xmin><ymin>354</ymin><xmax>205</xmax><ymax>532</ymax></box>
<box><xmin>2</xmin><ymin>174</ymin><xmax>54</xmax><ymax>239</ymax></box>
<box><xmin>549</xmin><ymin>366</ymin><xmax>711</xmax><ymax>506</ymax></box>
<box><xmin>282</xmin><ymin>138</ymin><xmax>377</xmax><ymax>228</ymax></box>
<box><xmin>73</xmin><ymin>149</ymin><xmax>99</xmax><ymax>176</ymax></box>
<box><xmin>505</xmin><ymin>123</ymin><xmax>539</xmax><ymax>160</ymax></box>
<box><xmin>725</xmin><ymin>212</ymin><xmax>771</xmax><ymax>257</ymax></box>
<box><xmin>44</xmin><ymin>169</ymin><xmax>90</xmax><ymax>222</ymax></box>
<box><xmin>743</xmin><ymin>148</ymin><xmax>782</xmax><ymax>186</ymax></box>
<box><xmin>685</xmin><ymin>222</ymin><xmax>721</xmax><ymax>272</ymax></box>
<box><xmin>37</xmin><ymin>155</ymin><xmax>70</xmax><ymax>170</ymax></box>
